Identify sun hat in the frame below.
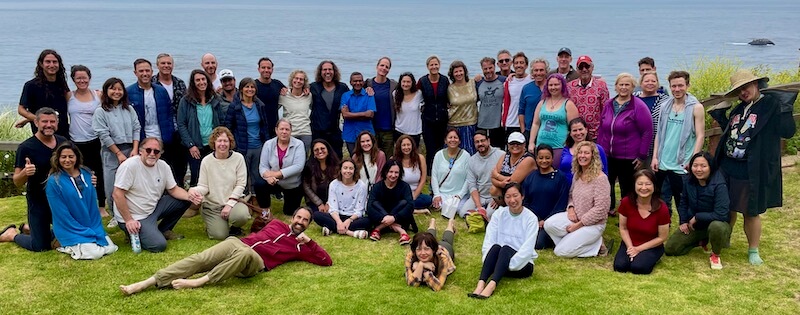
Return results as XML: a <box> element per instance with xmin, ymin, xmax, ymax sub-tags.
<box><xmin>724</xmin><ymin>69</ymin><xmax>768</xmax><ymax>97</ymax></box>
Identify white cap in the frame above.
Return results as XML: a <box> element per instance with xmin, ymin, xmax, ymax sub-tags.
<box><xmin>219</xmin><ymin>69</ymin><xmax>234</xmax><ymax>79</ymax></box>
<box><xmin>507</xmin><ymin>132</ymin><xmax>525</xmax><ymax>144</ymax></box>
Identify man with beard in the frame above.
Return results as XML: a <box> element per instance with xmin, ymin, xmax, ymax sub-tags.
<box><xmin>112</xmin><ymin>137</ymin><xmax>197</xmax><ymax>252</ymax></box>
<box><xmin>459</xmin><ymin>130</ymin><xmax>504</xmax><ymax>219</ymax></box>
<box><xmin>153</xmin><ymin>53</ymin><xmax>189</xmax><ymax>187</ymax></box>
<box><xmin>2</xmin><ymin>108</ymin><xmax>68</xmax><ymax>251</ymax></box>
<box><xmin>217</xmin><ymin>69</ymin><xmax>237</xmax><ymax>119</ymax></box>
<box><xmin>201</xmin><ymin>53</ymin><xmax>221</xmax><ymax>90</ymax></box>
<box><xmin>255</xmin><ymin>57</ymin><xmax>286</xmax><ymax>138</ymax></box>
<box><xmin>16</xmin><ymin>49</ymin><xmax>70</xmax><ymax>138</ymax></box>
<box><xmin>119</xmin><ymin>207</ymin><xmax>331</xmax><ymax>295</ymax></box>
<box><xmin>476</xmin><ymin>57</ymin><xmax>506</xmax><ymax>149</ymax></box>
<box><xmin>310</xmin><ymin>60</ymin><xmax>349</xmax><ymax>158</ymax></box>
<box><xmin>567</xmin><ymin>55</ymin><xmax>609</xmax><ymax>140</ymax></box>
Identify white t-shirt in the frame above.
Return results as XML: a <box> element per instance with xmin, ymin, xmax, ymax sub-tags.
<box><xmin>505</xmin><ymin>76</ymin><xmax>533</xmax><ymax>127</ymax></box>
<box><xmin>113</xmin><ymin>158</ymin><xmax>177</xmax><ymax>222</ymax></box>
<box><xmin>403</xmin><ymin>165</ymin><xmax>421</xmax><ymax>191</ymax></box>
<box><xmin>161</xmin><ymin>82</ymin><xmax>174</xmax><ymax>100</ymax></box>
<box><xmin>143</xmin><ymin>88</ymin><xmax>161</xmax><ymax>139</ymax></box>
<box><xmin>394</xmin><ymin>90</ymin><xmax>423</xmax><ymax>135</ymax></box>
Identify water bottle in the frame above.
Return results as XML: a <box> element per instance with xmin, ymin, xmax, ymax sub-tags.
<box><xmin>130</xmin><ymin>233</ymin><xmax>141</xmax><ymax>254</ymax></box>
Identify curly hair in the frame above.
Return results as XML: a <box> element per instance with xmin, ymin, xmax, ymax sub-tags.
<box><xmin>572</xmin><ymin>141</ymin><xmax>602</xmax><ymax>181</ymax></box>
<box><xmin>34</xmin><ymin>49</ymin><xmax>69</xmax><ymax>98</ymax></box>
<box><xmin>208</xmin><ymin>126</ymin><xmax>236</xmax><ymax>151</ymax></box>
<box><xmin>314</xmin><ymin>60</ymin><xmax>340</xmax><ymax>84</ymax></box>
<box><xmin>394</xmin><ymin>72</ymin><xmax>417</xmax><ymax>113</ymax></box>
<box><xmin>288</xmin><ymin>69</ymin><xmax>310</xmax><ymax>92</ymax></box>
<box><xmin>447</xmin><ymin>60</ymin><xmax>468</xmax><ymax>83</ymax></box>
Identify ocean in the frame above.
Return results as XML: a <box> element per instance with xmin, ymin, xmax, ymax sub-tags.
<box><xmin>0</xmin><ymin>0</ymin><xmax>798</xmax><ymax>107</ymax></box>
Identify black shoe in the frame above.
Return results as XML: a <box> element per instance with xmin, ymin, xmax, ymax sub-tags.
<box><xmin>229</xmin><ymin>226</ymin><xmax>243</xmax><ymax>237</ymax></box>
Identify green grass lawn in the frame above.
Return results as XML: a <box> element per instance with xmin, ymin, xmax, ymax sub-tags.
<box><xmin>1</xmin><ymin>170</ymin><xmax>800</xmax><ymax>315</ymax></box>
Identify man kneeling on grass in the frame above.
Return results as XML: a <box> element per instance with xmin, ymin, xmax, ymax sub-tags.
<box><xmin>119</xmin><ymin>207</ymin><xmax>331</xmax><ymax>295</ymax></box>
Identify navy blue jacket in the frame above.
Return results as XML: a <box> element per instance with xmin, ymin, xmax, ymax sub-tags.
<box><xmin>226</xmin><ymin>97</ymin><xmax>270</xmax><ymax>153</ymax></box>
<box><xmin>679</xmin><ymin>170</ymin><xmax>730</xmax><ymax>230</ymax></box>
<box><xmin>126</xmin><ymin>83</ymin><xmax>175</xmax><ymax>143</ymax></box>
<box><xmin>418</xmin><ymin>74</ymin><xmax>450</xmax><ymax>123</ymax></box>
<box><xmin>177</xmin><ymin>95</ymin><xmax>223</xmax><ymax>148</ymax></box>
<box><xmin>309</xmin><ymin>81</ymin><xmax>349</xmax><ymax>133</ymax></box>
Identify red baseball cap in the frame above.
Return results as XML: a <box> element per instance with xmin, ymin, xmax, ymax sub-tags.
<box><xmin>576</xmin><ymin>55</ymin><xmax>593</xmax><ymax>66</ymax></box>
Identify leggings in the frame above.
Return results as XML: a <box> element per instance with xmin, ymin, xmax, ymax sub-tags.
<box><xmin>613</xmin><ymin>242</ymin><xmax>664</xmax><ymax>275</ymax></box>
<box><xmin>607</xmin><ymin>157</ymin><xmax>636</xmax><ymax>210</ymax></box>
<box><xmin>655</xmin><ymin>170</ymin><xmax>685</xmax><ymax>216</ymax></box>
<box><xmin>479</xmin><ymin>244</ymin><xmax>533</xmax><ymax>284</ymax></box>
<box><xmin>422</xmin><ymin>121</ymin><xmax>447</xmax><ymax>175</ymax></box>
<box><xmin>252</xmin><ymin>183</ymin><xmax>304</xmax><ymax>216</ymax></box>
<box><xmin>427</xmin><ymin>228</ymin><xmax>455</xmax><ymax>261</ymax></box>
<box><xmin>313</xmin><ymin>212</ymin><xmax>372</xmax><ymax>232</ymax></box>
<box><xmin>74</xmin><ymin>138</ymin><xmax>105</xmax><ymax>207</ymax></box>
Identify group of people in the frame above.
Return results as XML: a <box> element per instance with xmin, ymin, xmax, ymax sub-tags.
<box><xmin>0</xmin><ymin>48</ymin><xmax>795</xmax><ymax>298</ymax></box>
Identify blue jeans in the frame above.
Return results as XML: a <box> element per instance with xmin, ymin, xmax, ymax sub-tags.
<box><xmin>414</xmin><ymin>194</ymin><xmax>433</xmax><ymax>209</ymax></box>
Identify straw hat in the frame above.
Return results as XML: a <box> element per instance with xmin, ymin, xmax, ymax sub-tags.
<box><xmin>724</xmin><ymin>69</ymin><xmax>769</xmax><ymax>97</ymax></box>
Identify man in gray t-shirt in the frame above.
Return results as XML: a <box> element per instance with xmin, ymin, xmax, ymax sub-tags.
<box><xmin>476</xmin><ymin>57</ymin><xmax>507</xmax><ymax>149</ymax></box>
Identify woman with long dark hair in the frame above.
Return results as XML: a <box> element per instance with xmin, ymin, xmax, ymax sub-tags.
<box><xmin>393</xmin><ymin>135</ymin><xmax>431</xmax><ymax>212</ymax></box>
<box><xmin>352</xmin><ymin>131</ymin><xmax>386</xmax><ymax>188</ymax></box>
<box><xmin>393</xmin><ymin>72</ymin><xmax>423</xmax><ymax>145</ymax></box>
<box><xmin>92</xmin><ymin>78</ymin><xmax>141</xmax><ymax>219</ymax></box>
<box><xmin>405</xmin><ymin>218</ymin><xmax>456</xmax><ymax>291</ymax></box>
<box><xmin>302</xmin><ymin>139</ymin><xmax>341</xmax><ymax>213</ymax></box>
<box><xmin>45</xmin><ymin>142</ymin><xmax>118</xmax><ymax>259</ymax></box>
<box><xmin>559</xmin><ymin>117</ymin><xmax>608</xmax><ymax>185</ymax></box>
<box><xmin>178</xmin><ymin>69</ymin><xmax>223</xmax><ymax>186</ymax></box>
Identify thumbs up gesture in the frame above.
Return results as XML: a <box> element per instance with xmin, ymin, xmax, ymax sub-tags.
<box><xmin>23</xmin><ymin>157</ymin><xmax>36</xmax><ymax>176</ymax></box>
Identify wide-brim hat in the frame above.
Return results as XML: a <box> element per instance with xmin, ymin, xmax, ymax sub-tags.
<box><xmin>724</xmin><ymin>69</ymin><xmax>768</xmax><ymax>98</ymax></box>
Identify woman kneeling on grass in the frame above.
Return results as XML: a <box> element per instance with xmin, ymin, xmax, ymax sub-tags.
<box><xmin>405</xmin><ymin>218</ymin><xmax>456</xmax><ymax>291</ymax></box>
<box><xmin>312</xmin><ymin>159</ymin><xmax>371</xmax><ymax>239</ymax></box>
<box><xmin>614</xmin><ymin>169</ymin><xmax>670</xmax><ymax>274</ymax></box>
<box><xmin>665</xmin><ymin>152</ymin><xmax>732</xmax><ymax>270</ymax></box>
<box><xmin>48</xmin><ymin>142</ymin><xmax>118</xmax><ymax>259</ymax></box>
<box><xmin>469</xmin><ymin>182</ymin><xmax>538</xmax><ymax>299</ymax></box>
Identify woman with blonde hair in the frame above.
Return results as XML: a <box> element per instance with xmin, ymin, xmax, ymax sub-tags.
<box><xmin>279</xmin><ymin>69</ymin><xmax>313</xmax><ymax>152</ymax></box>
<box><xmin>544</xmin><ymin>140</ymin><xmax>611</xmax><ymax>258</ymax></box>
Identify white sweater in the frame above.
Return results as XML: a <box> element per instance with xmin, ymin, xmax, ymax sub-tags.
<box><xmin>327</xmin><ymin>179</ymin><xmax>368</xmax><ymax>217</ymax></box>
<box><xmin>482</xmin><ymin>206</ymin><xmax>539</xmax><ymax>270</ymax></box>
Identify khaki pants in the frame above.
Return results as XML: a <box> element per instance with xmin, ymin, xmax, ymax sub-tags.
<box><xmin>154</xmin><ymin>237</ymin><xmax>264</xmax><ymax>287</ymax></box>
<box><xmin>201</xmin><ymin>203</ymin><xmax>251</xmax><ymax>240</ymax></box>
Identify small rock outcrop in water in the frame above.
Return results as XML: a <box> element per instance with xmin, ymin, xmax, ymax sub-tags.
<box><xmin>748</xmin><ymin>38</ymin><xmax>775</xmax><ymax>46</ymax></box>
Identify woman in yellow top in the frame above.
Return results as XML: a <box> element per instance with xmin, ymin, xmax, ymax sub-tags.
<box><xmin>447</xmin><ymin>60</ymin><xmax>478</xmax><ymax>154</ymax></box>
<box><xmin>405</xmin><ymin>218</ymin><xmax>456</xmax><ymax>291</ymax></box>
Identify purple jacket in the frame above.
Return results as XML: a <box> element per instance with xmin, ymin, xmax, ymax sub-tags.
<box><xmin>596</xmin><ymin>96</ymin><xmax>653</xmax><ymax>160</ymax></box>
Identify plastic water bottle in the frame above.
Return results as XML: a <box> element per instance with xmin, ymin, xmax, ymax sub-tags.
<box><xmin>130</xmin><ymin>233</ymin><xmax>141</xmax><ymax>254</ymax></box>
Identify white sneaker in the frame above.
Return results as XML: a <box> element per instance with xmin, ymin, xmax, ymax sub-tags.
<box><xmin>322</xmin><ymin>227</ymin><xmax>331</xmax><ymax>236</ymax></box>
<box><xmin>352</xmin><ymin>230</ymin><xmax>368</xmax><ymax>239</ymax></box>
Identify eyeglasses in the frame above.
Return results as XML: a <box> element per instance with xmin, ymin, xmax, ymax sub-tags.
<box><xmin>577</xmin><ymin>64</ymin><xmax>591</xmax><ymax>70</ymax></box>
<box><xmin>144</xmin><ymin>148</ymin><xmax>162</xmax><ymax>155</ymax></box>
<box><xmin>498</xmin><ymin>58</ymin><xmax>511</xmax><ymax>64</ymax></box>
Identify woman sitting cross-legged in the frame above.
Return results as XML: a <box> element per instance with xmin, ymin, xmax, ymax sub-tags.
<box><xmin>47</xmin><ymin>142</ymin><xmax>118</xmax><ymax>259</ymax></box>
<box><xmin>312</xmin><ymin>159</ymin><xmax>371</xmax><ymax>239</ymax></box>
<box><xmin>367</xmin><ymin>160</ymin><xmax>415</xmax><ymax>245</ymax></box>
<box><xmin>544</xmin><ymin>140</ymin><xmax>611</xmax><ymax>258</ymax></box>
<box><xmin>665</xmin><ymin>152</ymin><xmax>732</xmax><ymax>270</ymax></box>
<box><xmin>405</xmin><ymin>218</ymin><xmax>457</xmax><ymax>291</ymax></box>
<box><xmin>613</xmin><ymin>169</ymin><xmax>670</xmax><ymax>275</ymax></box>
<box><xmin>189</xmin><ymin>127</ymin><xmax>251</xmax><ymax>239</ymax></box>
<box><xmin>470</xmin><ymin>182</ymin><xmax>538</xmax><ymax>299</ymax></box>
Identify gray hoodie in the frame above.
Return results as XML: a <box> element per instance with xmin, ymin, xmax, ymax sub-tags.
<box><xmin>466</xmin><ymin>147</ymin><xmax>505</xmax><ymax>201</ymax></box>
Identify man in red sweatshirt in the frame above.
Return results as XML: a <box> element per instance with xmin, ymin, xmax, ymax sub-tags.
<box><xmin>119</xmin><ymin>207</ymin><xmax>331</xmax><ymax>295</ymax></box>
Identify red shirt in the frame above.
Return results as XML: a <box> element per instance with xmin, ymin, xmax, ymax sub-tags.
<box><xmin>567</xmin><ymin>77</ymin><xmax>610</xmax><ymax>140</ymax></box>
<box><xmin>239</xmin><ymin>219</ymin><xmax>332</xmax><ymax>270</ymax></box>
<box><xmin>617</xmin><ymin>196</ymin><xmax>670</xmax><ymax>246</ymax></box>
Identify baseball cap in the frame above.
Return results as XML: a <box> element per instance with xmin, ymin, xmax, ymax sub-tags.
<box><xmin>576</xmin><ymin>55</ymin><xmax>593</xmax><ymax>66</ymax></box>
<box><xmin>558</xmin><ymin>47</ymin><xmax>572</xmax><ymax>56</ymax></box>
<box><xmin>507</xmin><ymin>132</ymin><xmax>525</xmax><ymax>144</ymax></box>
<box><xmin>220</xmin><ymin>69</ymin><xmax>235</xmax><ymax>79</ymax></box>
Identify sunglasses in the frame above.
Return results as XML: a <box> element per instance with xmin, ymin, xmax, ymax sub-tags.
<box><xmin>498</xmin><ymin>58</ymin><xmax>511</xmax><ymax>64</ymax></box>
<box><xmin>577</xmin><ymin>64</ymin><xmax>591</xmax><ymax>70</ymax></box>
<box><xmin>144</xmin><ymin>148</ymin><xmax>162</xmax><ymax>155</ymax></box>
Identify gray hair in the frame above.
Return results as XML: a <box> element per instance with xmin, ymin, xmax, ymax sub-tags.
<box><xmin>531</xmin><ymin>57</ymin><xmax>550</xmax><ymax>73</ymax></box>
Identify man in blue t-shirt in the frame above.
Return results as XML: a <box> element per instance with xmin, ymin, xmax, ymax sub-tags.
<box><xmin>341</xmin><ymin>72</ymin><xmax>376</xmax><ymax>155</ymax></box>
<box><xmin>365</xmin><ymin>57</ymin><xmax>397</xmax><ymax>157</ymax></box>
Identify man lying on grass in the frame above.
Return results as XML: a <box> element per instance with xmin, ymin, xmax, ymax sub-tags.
<box><xmin>119</xmin><ymin>207</ymin><xmax>331</xmax><ymax>295</ymax></box>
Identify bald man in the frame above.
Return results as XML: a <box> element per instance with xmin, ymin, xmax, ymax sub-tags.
<box><xmin>201</xmin><ymin>53</ymin><xmax>220</xmax><ymax>90</ymax></box>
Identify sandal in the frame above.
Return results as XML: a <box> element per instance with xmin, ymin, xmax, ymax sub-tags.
<box><xmin>19</xmin><ymin>223</ymin><xmax>30</xmax><ymax>235</ymax></box>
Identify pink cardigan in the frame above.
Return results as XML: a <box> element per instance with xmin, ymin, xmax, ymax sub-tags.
<box><xmin>568</xmin><ymin>173</ymin><xmax>611</xmax><ymax>226</ymax></box>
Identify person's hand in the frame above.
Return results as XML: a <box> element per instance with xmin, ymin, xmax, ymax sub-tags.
<box><xmin>679</xmin><ymin>223</ymin><xmax>691</xmax><ymax>235</ymax></box>
<box><xmin>412</xmin><ymin>261</ymin><xmax>420</xmax><ymax>271</ymax></box>
<box><xmin>632</xmin><ymin>158</ymin><xmax>642</xmax><ymax>169</ymax></box>
<box><xmin>627</xmin><ymin>245</ymin><xmax>641</xmax><ymax>259</ymax></box>
<box><xmin>125</xmin><ymin>219</ymin><xmax>141</xmax><ymax>234</ymax></box>
<box><xmin>280</xmin><ymin>87</ymin><xmax>288</xmax><ymax>96</ymax></box>
<box><xmin>688</xmin><ymin>216</ymin><xmax>697</xmax><ymax>231</ymax></box>
<box><xmin>528</xmin><ymin>142</ymin><xmax>536</xmax><ymax>154</ymax></box>
<box><xmin>566</xmin><ymin>222</ymin><xmax>581</xmax><ymax>233</ymax></box>
<box><xmin>295</xmin><ymin>232</ymin><xmax>311</xmax><ymax>244</ymax></box>
<box><xmin>539</xmin><ymin>220</ymin><xmax>545</xmax><ymax>228</ymax></box>
<box><xmin>90</xmin><ymin>171</ymin><xmax>97</xmax><ymax>186</ymax></box>
<box><xmin>488</xmin><ymin>199</ymin><xmax>498</xmax><ymax>209</ymax></box>
<box><xmin>189</xmin><ymin>146</ymin><xmax>201</xmax><ymax>159</ymax></box>
<box><xmin>342</xmin><ymin>218</ymin><xmax>352</xmax><ymax>231</ymax></box>
<box><xmin>116</xmin><ymin>152</ymin><xmax>127</xmax><ymax>164</ymax></box>
<box><xmin>422</xmin><ymin>262</ymin><xmax>436</xmax><ymax>271</ymax></box>
<box><xmin>22</xmin><ymin>157</ymin><xmax>36</xmax><ymax>176</ymax></box>
<box><xmin>187</xmin><ymin>188</ymin><xmax>203</xmax><ymax>205</ymax></box>
<box><xmin>336</xmin><ymin>221</ymin><xmax>347</xmax><ymax>234</ymax></box>
<box><xmin>567</xmin><ymin>206</ymin><xmax>578</xmax><ymax>222</ymax></box>
<box><xmin>318</xmin><ymin>204</ymin><xmax>329</xmax><ymax>213</ymax></box>
<box><xmin>129</xmin><ymin>150</ymin><xmax>138</xmax><ymax>158</ymax></box>
<box><xmin>650</xmin><ymin>157</ymin><xmax>659</xmax><ymax>171</ymax></box>
<box><xmin>303</xmin><ymin>87</ymin><xmax>310</xmax><ymax>96</ymax></box>
<box><xmin>265</xmin><ymin>176</ymin><xmax>279</xmax><ymax>185</ymax></box>
<box><xmin>432</xmin><ymin>196</ymin><xmax>442</xmax><ymax>209</ymax></box>
<box><xmin>473</xmin><ymin>74</ymin><xmax>483</xmax><ymax>83</ymax></box>
<box><xmin>14</xmin><ymin>118</ymin><xmax>30</xmax><ymax>129</ymax></box>
<box><xmin>365</xmin><ymin>87</ymin><xmax>375</xmax><ymax>96</ymax></box>
<box><xmin>381</xmin><ymin>215</ymin><xmax>395</xmax><ymax>225</ymax></box>
<box><xmin>220</xmin><ymin>205</ymin><xmax>232</xmax><ymax>220</ymax></box>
